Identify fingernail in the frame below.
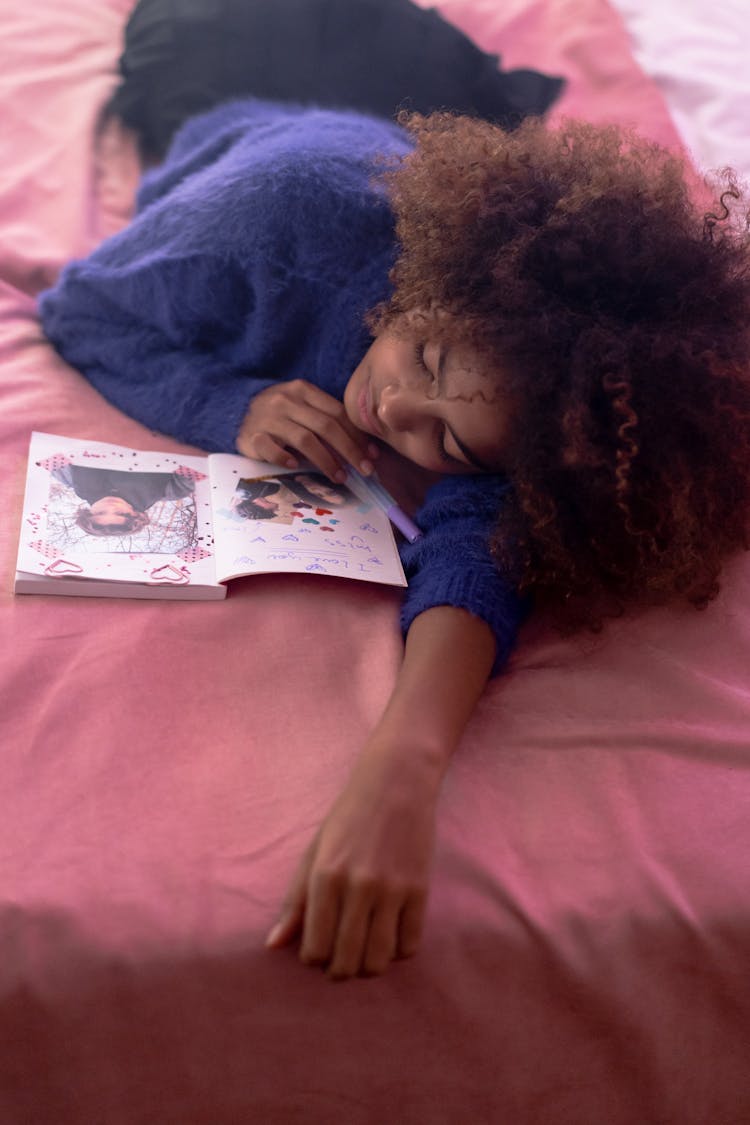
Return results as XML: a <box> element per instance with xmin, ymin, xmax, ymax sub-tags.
<box><xmin>265</xmin><ymin>923</ymin><xmax>283</xmax><ymax>947</ymax></box>
<box><xmin>335</xmin><ymin>469</ymin><xmax>347</xmax><ymax>484</ymax></box>
<box><xmin>359</xmin><ymin>459</ymin><xmax>374</xmax><ymax>475</ymax></box>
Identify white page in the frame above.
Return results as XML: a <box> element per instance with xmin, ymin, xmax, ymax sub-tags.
<box><xmin>16</xmin><ymin>433</ymin><xmax>218</xmax><ymax>590</ymax></box>
<box><xmin>208</xmin><ymin>454</ymin><xmax>407</xmax><ymax>587</ymax></box>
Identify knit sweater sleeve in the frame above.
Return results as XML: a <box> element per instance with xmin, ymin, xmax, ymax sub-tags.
<box><xmin>39</xmin><ymin>245</ymin><xmax>275</xmax><ymax>452</ymax></box>
<box><xmin>398</xmin><ymin>474</ymin><xmax>527</xmax><ymax>677</ymax></box>
<box><xmin>38</xmin><ymin>100</ymin><xmax>410</xmax><ymax>453</ymax></box>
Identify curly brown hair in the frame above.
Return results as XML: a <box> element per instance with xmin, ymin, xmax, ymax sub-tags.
<box><xmin>371</xmin><ymin>113</ymin><xmax>750</xmax><ymax>626</ymax></box>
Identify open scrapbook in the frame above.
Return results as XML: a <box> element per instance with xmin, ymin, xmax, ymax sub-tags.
<box><xmin>15</xmin><ymin>432</ymin><xmax>406</xmax><ymax>598</ymax></box>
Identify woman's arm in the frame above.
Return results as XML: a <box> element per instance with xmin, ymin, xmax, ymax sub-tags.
<box><xmin>265</xmin><ymin>604</ymin><xmax>496</xmax><ymax>978</ymax></box>
<box><xmin>39</xmin><ymin>103</ymin><xmax>409</xmax><ymax>456</ymax></box>
<box><xmin>39</xmin><ymin>247</ymin><xmax>276</xmax><ymax>453</ymax></box>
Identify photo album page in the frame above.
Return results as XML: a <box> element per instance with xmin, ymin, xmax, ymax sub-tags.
<box><xmin>15</xmin><ymin>433</ymin><xmax>407</xmax><ymax>598</ymax></box>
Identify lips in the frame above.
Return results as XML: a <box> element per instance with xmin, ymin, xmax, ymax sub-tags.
<box><xmin>358</xmin><ymin>375</ymin><xmax>383</xmax><ymax>437</ymax></box>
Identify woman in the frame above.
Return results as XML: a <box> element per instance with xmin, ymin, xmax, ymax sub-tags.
<box><xmin>232</xmin><ymin>478</ymin><xmax>302</xmax><ymax>523</ymax></box>
<box><xmin>52</xmin><ymin>463</ymin><xmax>194</xmax><ymax>536</ymax></box>
<box><xmin>39</xmin><ymin>98</ymin><xmax>750</xmax><ymax>979</ymax></box>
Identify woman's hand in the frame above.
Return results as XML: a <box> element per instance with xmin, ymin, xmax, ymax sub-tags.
<box><xmin>265</xmin><ymin>606</ymin><xmax>497</xmax><ymax>980</ymax></box>
<box><xmin>265</xmin><ymin>743</ymin><xmax>441</xmax><ymax>979</ymax></box>
<box><xmin>237</xmin><ymin>380</ymin><xmax>379</xmax><ymax>481</ymax></box>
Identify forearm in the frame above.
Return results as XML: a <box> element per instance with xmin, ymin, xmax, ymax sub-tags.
<box><xmin>38</xmin><ymin>253</ymin><xmax>268</xmax><ymax>453</ymax></box>
<box><xmin>366</xmin><ymin>605</ymin><xmax>496</xmax><ymax>780</ymax></box>
<box><xmin>266</xmin><ymin>606</ymin><xmax>496</xmax><ymax>975</ymax></box>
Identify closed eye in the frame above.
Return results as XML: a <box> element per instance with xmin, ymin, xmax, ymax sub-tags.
<box><xmin>412</xmin><ymin>341</ymin><xmax>434</xmax><ymax>379</ymax></box>
<box><xmin>413</xmin><ymin>342</ymin><xmax>465</xmax><ymax>465</ymax></box>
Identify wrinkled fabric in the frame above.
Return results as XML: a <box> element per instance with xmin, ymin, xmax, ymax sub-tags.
<box><xmin>3</xmin><ymin>2</ymin><xmax>750</xmax><ymax>1124</ymax></box>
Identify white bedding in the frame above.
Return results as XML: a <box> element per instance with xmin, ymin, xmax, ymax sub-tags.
<box><xmin>611</xmin><ymin>0</ymin><xmax>750</xmax><ymax>179</ymax></box>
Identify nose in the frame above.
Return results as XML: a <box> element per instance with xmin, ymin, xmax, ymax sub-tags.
<box><xmin>376</xmin><ymin>382</ymin><xmax>423</xmax><ymax>433</ymax></box>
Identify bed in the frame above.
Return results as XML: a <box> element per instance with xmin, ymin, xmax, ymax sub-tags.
<box><xmin>2</xmin><ymin>1</ymin><xmax>750</xmax><ymax>1122</ymax></box>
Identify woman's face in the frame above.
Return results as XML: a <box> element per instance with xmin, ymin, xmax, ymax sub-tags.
<box><xmin>252</xmin><ymin>496</ymin><xmax>279</xmax><ymax>512</ymax></box>
<box><xmin>257</xmin><ymin>484</ymin><xmax>300</xmax><ymax>521</ymax></box>
<box><xmin>89</xmin><ymin>496</ymin><xmax>136</xmax><ymax>529</ymax></box>
<box><xmin>343</xmin><ymin>331</ymin><xmax>512</xmax><ymax>474</ymax></box>
<box><xmin>293</xmin><ymin>475</ymin><xmax>347</xmax><ymax>506</ymax></box>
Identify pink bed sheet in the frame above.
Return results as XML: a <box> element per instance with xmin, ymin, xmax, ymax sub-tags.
<box><xmin>2</xmin><ymin>2</ymin><xmax>750</xmax><ymax>1123</ymax></box>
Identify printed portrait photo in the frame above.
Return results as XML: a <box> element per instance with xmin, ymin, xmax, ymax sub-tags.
<box><xmin>231</xmin><ymin>471</ymin><xmax>355</xmax><ymax>524</ymax></box>
<box><xmin>45</xmin><ymin>463</ymin><xmax>199</xmax><ymax>554</ymax></box>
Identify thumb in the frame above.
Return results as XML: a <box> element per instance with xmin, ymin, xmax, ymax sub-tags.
<box><xmin>265</xmin><ymin>840</ymin><xmax>316</xmax><ymax>949</ymax></box>
<box><xmin>265</xmin><ymin>902</ymin><xmax>304</xmax><ymax>949</ymax></box>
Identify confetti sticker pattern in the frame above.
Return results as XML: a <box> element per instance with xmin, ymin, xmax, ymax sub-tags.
<box><xmin>176</xmin><ymin>545</ymin><xmax>212</xmax><ymax>563</ymax></box>
<box><xmin>175</xmin><ymin>465</ymin><xmax>208</xmax><ymax>482</ymax></box>
<box><xmin>30</xmin><ymin>539</ymin><xmax>62</xmax><ymax>560</ymax></box>
<box><xmin>36</xmin><ymin>454</ymin><xmax>72</xmax><ymax>472</ymax></box>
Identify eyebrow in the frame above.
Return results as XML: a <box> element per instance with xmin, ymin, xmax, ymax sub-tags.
<box><xmin>436</xmin><ymin>348</ymin><xmax>496</xmax><ymax>472</ymax></box>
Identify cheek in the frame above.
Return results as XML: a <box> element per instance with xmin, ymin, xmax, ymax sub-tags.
<box><xmin>381</xmin><ymin>431</ymin><xmax>442</xmax><ymax>473</ymax></box>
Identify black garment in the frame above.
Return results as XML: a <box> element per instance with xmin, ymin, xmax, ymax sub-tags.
<box><xmin>56</xmin><ymin>465</ymin><xmax>194</xmax><ymax>511</ymax></box>
<box><xmin>106</xmin><ymin>0</ymin><xmax>564</xmax><ymax>159</ymax></box>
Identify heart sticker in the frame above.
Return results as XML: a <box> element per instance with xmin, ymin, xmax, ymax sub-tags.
<box><xmin>315</xmin><ymin>508</ymin><xmax>333</xmax><ymax>516</ymax></box>
<box><xmin>149</xmin><ymin>564</ymin><xmax>190</xmax><ymax>584</ymax></box>
<box><xmin>45</xmin><ymin>558</ymin><xmax>84</xmax><ymax>575</ymax></box>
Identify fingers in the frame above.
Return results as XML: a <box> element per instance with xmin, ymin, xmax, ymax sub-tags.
<box><xmin>238</xmin><ymin>431</ymin><xmax>299</xmax><ymax>470</ymax></box>
<box><xmin>299</xmin><ymin>870</ymin><xmax>343</xmax><ymax>966</ymax></box>
<box><xmin>265</xmin><ymin>907</ymin><xmax>304</xmax><ymax>949</ymax></box>
<box><xmin>266</xmin><ymin>418</ymin><xmax>359</xmax><ymax>482</ymax></box>
<box><xmin>396</xmin><ymin>894</ymin><xmax>427</xmax><ymax>961</ymax></box>
<box><xmin>361</xmin><ymin>896</ymin><xmax>403</xmax><ymax>976</ymax></box>
<box><xmin>325</xmin><ymin>881</ymin><xmax>377</xmax><ymax>980</ymax></box>
<box><xmin>239</xmin><ymin>381</ymin><xmax>379</xmax><ymax>481</ymax></box>
<box><xmin>293</xmin><ymin>873</ymin><xmax>423</xmax><ymax>980</ymax></box>
<box><xmin>265</xmin><ymin>841</ymin><xmax>314</xmax><ymax>949</ymax></box>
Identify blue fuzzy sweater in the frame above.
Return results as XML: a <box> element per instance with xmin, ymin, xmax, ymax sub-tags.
<box><xmin>39</xmin><ymin>98</ymin><xmax>524</xmax><ymax>671</ymax></box>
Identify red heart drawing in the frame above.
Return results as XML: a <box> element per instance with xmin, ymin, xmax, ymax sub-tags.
<box><xmin>45</xmin><ymin>558</ymin><xmax>84</xmax><ymax>575</ymax></box>
<box><xmin>315</xmin><ymin>508</ymin><xmax>333</xmax><ymax>516</ymax></box>
<box><xmin>320</xmin><ymin>526</ymin><xmax>334</xmax><ymax>532</ymax></box>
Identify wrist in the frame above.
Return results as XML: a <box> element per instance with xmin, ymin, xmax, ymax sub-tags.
<box><xmin>358</xmin><ymin>607</ymin><xmax>495</xmax><ymax>789</ymax></box>
<box><xmin>362</xmin><ymin>714</ymin><xmax>457</xmax><ymax>787</ymax></box>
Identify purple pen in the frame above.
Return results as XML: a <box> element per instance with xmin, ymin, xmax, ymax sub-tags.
<box><xmin>346</xmin><ymin>467</ymin><xmax>423</xmax><ymax>543</ymax></box>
